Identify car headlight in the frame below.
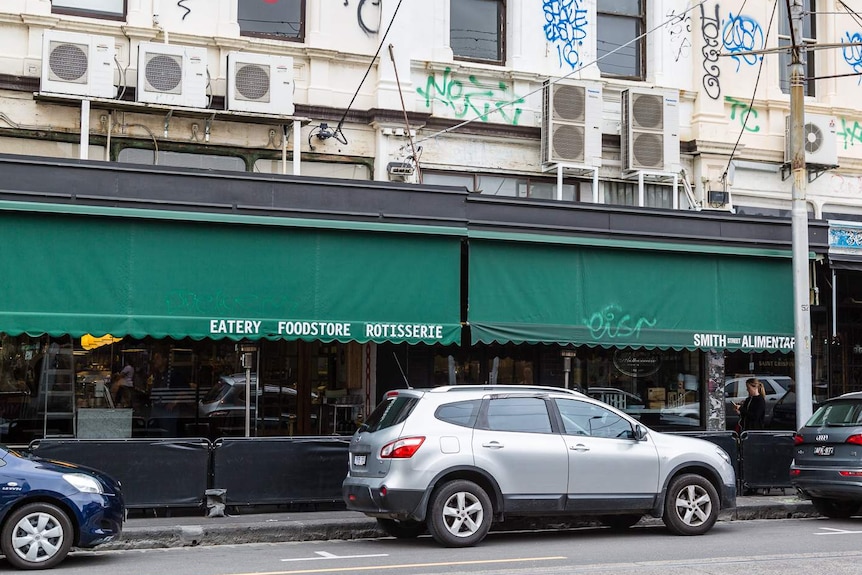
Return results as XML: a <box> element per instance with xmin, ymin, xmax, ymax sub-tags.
<box><xmin>714</xmin><ymin>446</ymin><xmax>732</xmax><ymax>466</ymax></box>
<box><xmin>62</xmin><ymin>473</ymin><xmax>104</xmax><ymax>494</ymax></box>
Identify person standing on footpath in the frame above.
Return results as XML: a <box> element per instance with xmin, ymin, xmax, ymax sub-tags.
<box><xmin>734</xmin><ymin>377</ymin><xmax>766</xmax><ymax>431</ymax></box>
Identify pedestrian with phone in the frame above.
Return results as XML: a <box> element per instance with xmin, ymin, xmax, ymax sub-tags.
<box><xmin>734</xmin><ymin>377</ymin><xmax>766</xmax><ymax>432</ymax></box>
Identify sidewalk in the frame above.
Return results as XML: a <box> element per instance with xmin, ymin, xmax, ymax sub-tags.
<box><xmin>103</xmin><ymin>490</ymin><xmax>819</xmax><ymax>550</ymax></box>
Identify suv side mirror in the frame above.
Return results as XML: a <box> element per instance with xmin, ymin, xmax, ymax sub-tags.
<box><xmin>634</xmin><ymin>425</ymin><xmax>647</xmax><ymax>441</ymax></box>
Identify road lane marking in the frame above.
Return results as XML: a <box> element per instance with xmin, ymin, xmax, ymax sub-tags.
<box><xmin>233</xmin><ymin>555</ymin><xmax>567</xmax><ymax>575</ymax></box>
<box><xmin>816</xmin><ymin>527</ymin><xmax>862</xmax><ymax>535</ymax></box>
<box><xmin>281</xmin><ymin>551</ymin><xmax>389</xmax><ymax>562</ymax></box>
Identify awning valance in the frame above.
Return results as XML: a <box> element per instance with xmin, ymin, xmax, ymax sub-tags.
<box><xmin>0</xmin><ymin>203</ymin><xmax>463</xmax><ymax>345</ymax></box>
<box><xmin>468</xmin><ymin>237</ymin><xmax>795</xmax><ymax>352</ymax></box>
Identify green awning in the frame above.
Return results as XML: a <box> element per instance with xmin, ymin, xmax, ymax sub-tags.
<box><xmin>0</xmin><ymin>203</ymin><xmax>463</xmax><ymax>345</ymax></box>
<box><xmin>468</xmin><ymin>237</ymin><xmax>795</xmax><ymax>352</ymax></box>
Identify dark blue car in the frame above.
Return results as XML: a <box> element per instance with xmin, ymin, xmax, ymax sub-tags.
<box><xmin>0</xmin><ymin>444</ymin><xmax>124</xmax><ymax>570</ymax></box>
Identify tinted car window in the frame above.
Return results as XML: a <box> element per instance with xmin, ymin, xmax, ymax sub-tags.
<box><xmin>485</xmin><ymin>397</ymin><xmax>552</xmax><ymax>433</ymax></box>
<box><xmin>807</xmin><ymin>400</ymin><xmax>862</xmax><ymax>427</ymax></box>
<box><xmin>364</xmin><ymin>395</ymin><xmax>418</xmax><ymax>432</ymax></box>
<box><xmin>436</xmin><ymin>400</ymin><xmax>481</xmax><ymax>428</ymax></box>
<box><xmin>556</xmin><ymin>398</ymin><xmax>634</xmax><ymax>439</ymax></box>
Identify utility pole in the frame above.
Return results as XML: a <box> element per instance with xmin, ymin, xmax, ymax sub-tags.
<box><xmin>789</xmin><ymin>0</ymin><xmax>813</xmax><ymax>426</ymax></box>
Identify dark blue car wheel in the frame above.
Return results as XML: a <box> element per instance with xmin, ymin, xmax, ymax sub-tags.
<box><xmin>1</xmin><ymin>502</ymin><xmax>74</xmax><ymax>570</ymax></box>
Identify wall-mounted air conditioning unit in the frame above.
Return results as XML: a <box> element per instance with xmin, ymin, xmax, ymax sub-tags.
<box><xmin>137</xmin><ymin>42</ymin><xmax>208</xmax><ymax>108</ymax></box>
<box><xmin>226</xmin><ymin>52</ymin><xmax>294</xmax><ymax>115</ymax></box>
<box><xmin>41</xmin><ymin>30</ymin><xmax>115</xmax><ymax>98</ymax></box>
<box><xmin>541</xmin><ymin>79</ymin><xmax>602</xmax><ymax>167</ymax></box>
<box><xmin>785</xmin><ymin>113</ymin><xmax>838</xmax><ymax>167</ymax></box>
<box><xmin>621</xmin><ymin>88</ymin><xmax>680</xmax><ymax>172</ymax></box>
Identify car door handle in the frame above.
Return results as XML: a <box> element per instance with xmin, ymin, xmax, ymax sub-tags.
<box><xmin>570</xmin><ymin>444</ymin><xmax>590</xmax><ymax>452</ymax></box>
<box><xmin>482</xmin><ymin>441</ymin><xmax>504</xmax><ymax>449</ymax></box>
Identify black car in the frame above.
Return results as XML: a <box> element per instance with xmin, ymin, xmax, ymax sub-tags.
<box><xmin>770</xmin><ymin>383</ymin><xmax>828</xmax><ymax>430</ymax></box>
<box><xmin>790</xmin><ymin>391</ymin><xmax>862</xmax><ymax>518</ymax></box>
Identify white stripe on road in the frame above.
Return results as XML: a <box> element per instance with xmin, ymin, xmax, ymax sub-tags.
<box><xmin>281</xmin><ymin>551</ymin><xmax>389</xmax><ymax>562</ymax></box>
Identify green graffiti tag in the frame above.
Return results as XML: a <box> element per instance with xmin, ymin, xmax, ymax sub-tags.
<box><xmin>837</xmin><ymin>116</ymin><xmax>862</xmax><ymax>149</ymax></box>
<box><xmin>585</xmin><ymin>304</ymin><xmax>657</xmax><ymax>341</ymax></box>
<box><xmin>725</xmin><ymin>96</ymin><xmax>760</xmax><ymax>132</ymax></box>
<box><xmin>417</xmin><ymin>67</ymin><xmax>524</xmax><ymax>125</ymax></box>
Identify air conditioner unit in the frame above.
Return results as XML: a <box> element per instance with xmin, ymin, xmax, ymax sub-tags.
<box><xmin>137</xmin><ymin>42</ymin><xmax>208</xmax><ymax>108</ymax></box>
<box><xmin>226</xmin><ymin>52</ymin><xmax>294</xmax><ymax>115</ymax></box>
<box><xmin>785</xmin><ymin>113</ymin><xmax>838</xmax><ymax>166</ymax></box>
<box><xmin>621</xmin><ymin>88</ymin><xmax>680</xmax><ymax>172</ymax></box>
<box><xmin>41</xmin><ymin>30</ymin><xmax>115</xmax><ymax>98</ymax></box>
<box><xmin>541</xmin><ymin>79</ymin><xmax>602</xmax><ymax>167</ymax></box>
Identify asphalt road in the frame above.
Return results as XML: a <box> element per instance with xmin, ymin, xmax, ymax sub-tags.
<box><xmin>11</xmin><ymin>516</ymin><xmax>862</xmax><ymax>575</ymax></box>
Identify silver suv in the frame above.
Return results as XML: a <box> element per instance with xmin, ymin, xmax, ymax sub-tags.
<box><xmin>343</xmin><ymin>385</ymin><xmax>737</xmax><ymax>547</ymax></box>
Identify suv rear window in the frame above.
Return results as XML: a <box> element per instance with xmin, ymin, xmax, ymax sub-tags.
<box><xmin>364</xmin><ymin>395</ymin><xmax>418</xmax><ymax>432</ymax></box>
<box><xmin>435</xmin><ymin>400</ymin><xmax>481</xmax><ymax>428</ymax></box>
<box><xmin>808</xmin><ymin>399</ymin><xmax>862</xmax><ymax>427</ymax></box>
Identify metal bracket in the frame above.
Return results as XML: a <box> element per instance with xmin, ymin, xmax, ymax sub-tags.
<box><xmin>163</xmin><ymin>109</ymin><xmax>173</xmax><ymax>138</ymax></box>
<box><xmin>205</xmin><ymin>113</ymin><xmax>215</xmax><ymax>143</ymax></box>
<box><xmin>780</xmin><ymin>162</ymin><xmax>838</xmax><ymax>183</ymax></box>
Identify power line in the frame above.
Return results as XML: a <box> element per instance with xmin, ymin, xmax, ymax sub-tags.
<box><xmin>333</xmin><ymin>0</ymin><xmax>405</xmax><ymax>144</ymax></box>
<box><xmin>723</xmin><ymin>0</ymin><xmax>780</xmax><ymax>181</ymax></box>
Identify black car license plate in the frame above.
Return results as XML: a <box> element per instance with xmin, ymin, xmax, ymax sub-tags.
<box><xmin>813</xmin><ymin>445</ymin><xmax>834</xmax><ymax>456</ymax></box>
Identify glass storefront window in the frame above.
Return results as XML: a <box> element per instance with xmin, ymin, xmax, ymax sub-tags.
<box><xmin>0</xmin><ymin>334</ymin><xmax>365</xmax><ymax>445</ymax></box>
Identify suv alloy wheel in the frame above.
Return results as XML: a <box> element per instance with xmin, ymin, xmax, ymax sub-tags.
<box><xmin>662</xmin><ymin>473</ymin><xmax>720</xmax><ymax>535</ymax></box>
<box><xmin>427</xmin><ymin>479</ymin><xmax>493</xmax><ymax>547</ymax></box>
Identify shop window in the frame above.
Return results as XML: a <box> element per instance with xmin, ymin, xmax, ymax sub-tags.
<box><xmin>422</xmin><ymin>170</ymin><xmax>584</xmax><ymax>201</ymax></box>
<box><xmin>52</xmin><ymin>0</ymin><xmax>126</xmax><ymax>19</ymax></box>
<box><xmin>779</xmin><ymin>0</ymin><xmax>816</xmax><ymax>96</ymax></box>
<box><xmin>422</xmin><ymin>172</ymin><xmax>477</xmax><ymax>191</ymax></box>
<box><xmin>602</xmin><ymin>180</ymin><xmax>674</xmax><ymax>208</ymax></box>
<box><xmin>451</xmin><ymin>0</ymin><xmax>505</xmax><ymax>64</ymax></box>
<box><xmin>239</xmin><ymin>0</ymin><xmax>305</xmax><ymax>42</ymax></box>
<box><xmin>117</xmin><ymin>148</ymin><xmax>246</xmax><ymax>171</ymax></box>
<box><xmin>253</xmin><ymin>159</ymin><xmax>371</xmax><ymax>180</ymax></box>
<box><xmin>597</xmin><ymin>0</ymin><xmax>645</xmax><ymax>80</ymax></box>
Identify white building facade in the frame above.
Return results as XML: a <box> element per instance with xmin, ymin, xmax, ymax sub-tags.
<box><xmin>0</xmin><ymin>1</ymin><xmax>861</xmax><ymax>445</ymax></box>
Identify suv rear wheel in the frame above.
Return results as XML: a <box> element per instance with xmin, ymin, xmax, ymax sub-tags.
<box><xmin>377</xmin><ymin>518</ymin><xmax>427</xmax><ymax>538</ymax></box>
<box><xmin>427</xmin><ymin>479</ymin><xmax>492</xmax><ymax>547</ymax></box>
<box><xmin>811</xmin><ymin>497</ymin><xmax>860</xmax><ymax>519</ymax></box>
<box><xmin>662</xmin><ymin>474</ymin><xmax>719</xmax><ymax>535</ymax></box>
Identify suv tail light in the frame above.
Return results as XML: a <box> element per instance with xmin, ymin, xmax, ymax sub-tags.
<box><xmin>380</xmin><ymin>436</ymin><xmax>425</xmax><ymax>459</ymax></box>
<box><xmin>793</xmin><ymin>433</ymin><xmax>804</xmax><ymax>446</ymax></box>
<box><xmin>846</xmin><ymin>434</ymin><xmax>862</xmax><ymax>446</ymax></box>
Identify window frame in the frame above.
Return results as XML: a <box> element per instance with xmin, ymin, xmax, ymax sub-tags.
<box><xmin>778</xmin><ymin>0</ymin><xmax>816</xmax><ymax>97</ymax></box>
<box><xmin>238</xmin><ymin>0</ymin><xmax>306</xmax><ymax>43</ymax></box>
<box><xmin>421</xmin><ymin>170</ymin><xmax>588</xmax><ymax>201</ymax></box>
<box><xmin>450</xmin><ymin>0</ymin><xmax>506</xmax><ymax>66</ymax></box>
<box><xmin>51</xmin><ymin>0</ymin><xmax>127</xmax><ymax>21</ymax></box>
<box><xmin>596</xmin><ymin>0</ymin><xmax>646</xmax><ymax>81</ymax></box>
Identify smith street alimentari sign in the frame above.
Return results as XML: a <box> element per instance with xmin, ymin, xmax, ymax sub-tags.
<box><xmin>693</xmin><ymin>333</ymin><xmax>795</xmax><ymax>352</ymax></box>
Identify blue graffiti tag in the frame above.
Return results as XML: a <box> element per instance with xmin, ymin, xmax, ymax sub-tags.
<box><xmin>542</xmin><ymin>0</ymin><xmax>589</xmax><ymax>70</ymax></box>
<box><xmin>842</xmin><ymin>31</ymin><xmax>862</xmax><ymax>85</ymax></box>
<box><xmin>585</xmin><ymin>305</ymin><xmax>657</xmax><ymax>341</ymax></box>
<box><xmin>722</xmin><ymin>12</ymin><xmax>764</xmax><ymax>72</ymax></box>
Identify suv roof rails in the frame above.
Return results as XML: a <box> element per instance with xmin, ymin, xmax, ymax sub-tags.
<box><xmin>428</xmin><ymin>385</ymin><xmax>583</xmax><ymax>395</ymax></box>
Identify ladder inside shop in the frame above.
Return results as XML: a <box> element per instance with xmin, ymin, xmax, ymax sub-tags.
<box><xmin>39</xmin><ymin>343</ymin><xmax>76</xmax><ymax>438</ymax></box>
